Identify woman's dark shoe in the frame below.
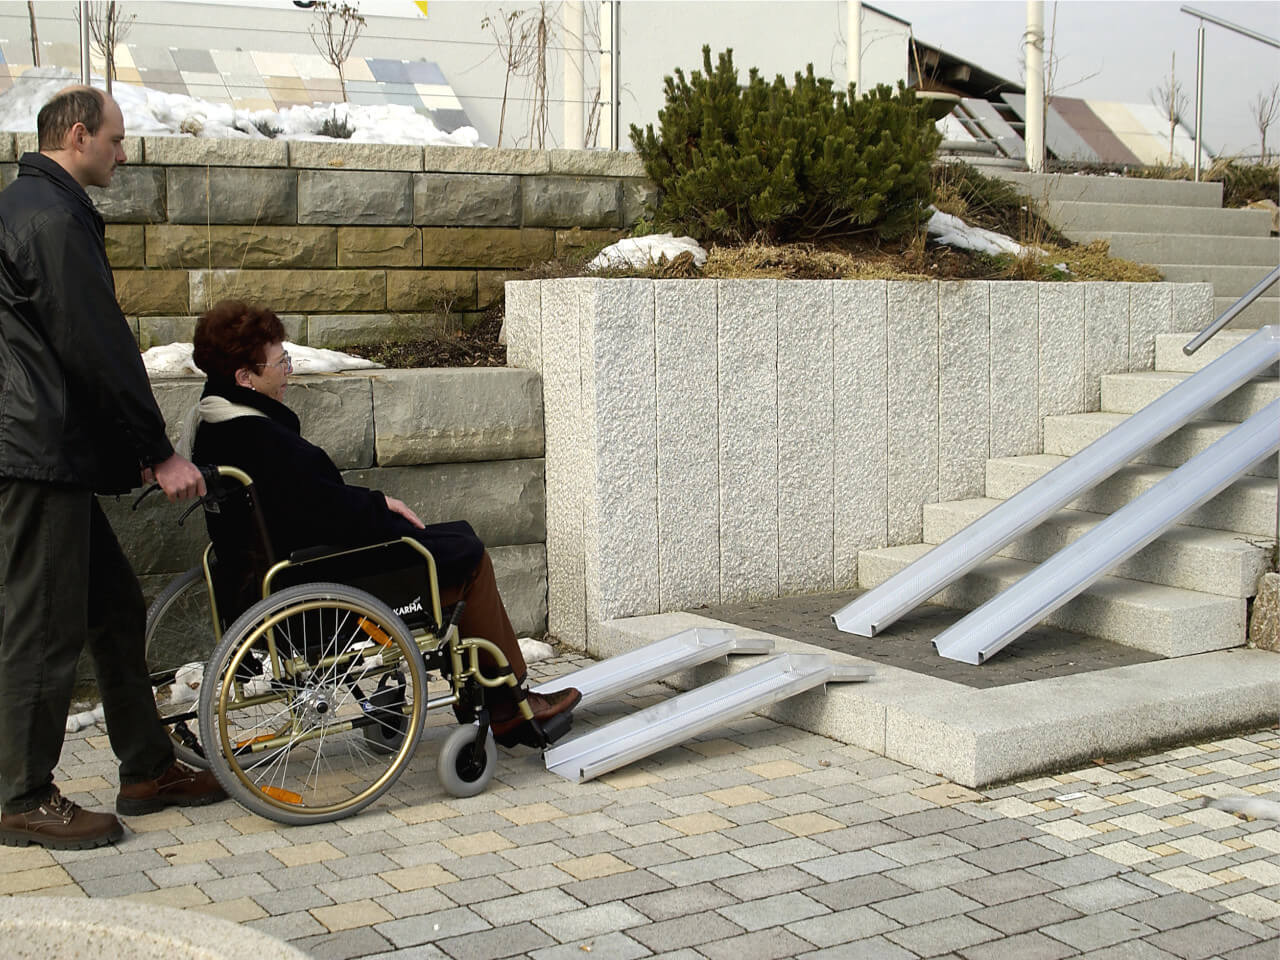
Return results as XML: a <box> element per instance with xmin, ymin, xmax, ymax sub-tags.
<box><xmin>0</xmin><ymin>789</ymin><xmax>123</xmax><ymax>849</ymax></box>
<box><xmin>491</xmin><ymin>687</ymin><xmax>581</xmax><ymax>747</ymax></box>
<box><xmin>117</xmin><ymin>762</ymin><xmax>227</xmax><ymax>816</ymax></box>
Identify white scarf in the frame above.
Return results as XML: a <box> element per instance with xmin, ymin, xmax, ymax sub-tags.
<box><xmin>175</xmin><ymin>395</ymin><xmax>267</xmax><ymax>460</ymax></box>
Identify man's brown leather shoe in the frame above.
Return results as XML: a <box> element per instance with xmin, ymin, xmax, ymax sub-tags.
<box><xmin>117</xmin><ymin>762</ymin><xmax>226</xmax><ymax>816</ymax></box>
<box><xmin>0</xmin><ymin>789</ymin><xmax>123</xmax><ymax>849</ymax></box>
<box><xmin>491</xmin><ymin>687</ymin><xmax>581</xmax><ymax>746</ymax></box>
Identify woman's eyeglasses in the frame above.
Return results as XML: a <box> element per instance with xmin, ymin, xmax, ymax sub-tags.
<box><xmin>259</xmin><ymin>350</ymin><xmax>292</xmax><ymax>373</ymax></box>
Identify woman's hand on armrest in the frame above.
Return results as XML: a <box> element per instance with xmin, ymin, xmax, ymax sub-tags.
<box><xmin>385</xmin><ymin>496</ymin><xmax>425</xmax><ymax>529</ymax></box>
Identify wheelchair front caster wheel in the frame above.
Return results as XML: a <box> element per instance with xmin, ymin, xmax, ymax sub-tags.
<box><xmin>437</xmin><ymin>724</ymin><xmax>497</xmax><ymax>798</ymax></box>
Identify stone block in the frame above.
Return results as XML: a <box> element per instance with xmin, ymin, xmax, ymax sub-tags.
<box><xmin>1129</xmin><ymin>283</ymin><xmax>1173</xmax><ymax>371</ymax></box>
<box><xmin>305</xmin><ymin>313</ymin><xmax>444</xmax><ymax>349</ymax></box>
<box><xmin>777</xmin><ymin>280</ymin><xmax>834</xmax><ymax>595</ymax></box>
<box><xmin>621</xmin><ymin>179</ymin><xmax>658</xmax><ymax>225</ymax></box>
<box><xmin>337</xmin><ymin>227</ymin><xmax>420</xmax><ymax>267</ymax></box>
<box><xmin>886</xmin><ymin>281</ymin><xmax>938</xmax><ymax>545</ymax></box>
<box><xmin>89</xmin><ymin>166</ymin><xmax>166</xmax><ymax>222</ymax></box>
<box><xmin>371</xmin><ymin>368</ymin><xmax>543</xmax><ymax>465</ymax></box>
<box><xmin>548</xmin><ymin>150</ymin><xmax>646</xmax><ymax>177</ymax></box>
<box><xmin>13</xmin><ymin>132</ymin><xmax>36</xmax><ymax>154</ymax></box>
<box><xmin>502</xmin><ymin>280</ymin><xmax>541</xmax><ymax>372</ymax></box>
<box><xmin>1083</xmin><ymin>282</ymin><xmax>1129</xmax><ymax>410</ymax></box>
<box><xmin>105</xmin><ymin>225</ymin><xmax>144</xmax><ymax>267</ymax></box>
<box><xmin>166</xmin><ymin>167</ymin><xmax>297</xmax><ymax>224</ymax></box>
<box><xmin>553</xmin><ymin>227</ymin><xmax>623</xmax><ymax>258</ymax></box>
<box><xmin>423</xmin><ymin>146</ymin><xmax>550</xmax><ymax>174</ymax></box>
<box><xmin>718</xmin><ymin>279</ymin><xmax>779</xmax><ymax>603</ymax></box>
<box><xmin>1172</xmin><ymin>282</ymin><xmax>1214</xmax><ymax>336</ymax></box>
<box><xmin>289</xmin><ymin>140</ymin><xmax>422</xmax><ymax>171</ymax></box>
<box><xmin>190</xmin><ymin>269</ymin><xmax>385</xmax><ymax>314</ymax></box>
<box><xmin>115</xmin><ymin>269</ymin><xmax>191</xmax><ymax>315</ymax></box>
<box><xmin>298</xmin><ymin>171</ymin><xmax>413</xmax><ymax>225</ymax></box>
<box><xmin>143</xmin><ymin>136</ymin><xmax>288</xmax><ymax>166</ymax></box>
<box><xmin>1249</xmin><ymin>572</ymin><xmax>1279</xmax><ymax>651</ymax></box>
<box><xmin>938</xmin><ymin>282</ymin><xmax>990</xmax><ymax>502</ymax></box>
<box><xmin>101</xmin><ymin>487</ymin><xmax>207</xmax><ymax>575</ymax></box>
<box><xmin>146</xmin><ymin>225</ymin><xmax>337</xmax><ymax>269</ymax></box>
<box><xmin>491</xmin><ymin>543</ymin><xmax>548</xmax><ymax>637</ymax></box>
<box><xmin>988</xmin><ymin>281</ymin><xmax>1039</xmax><ymax>460</ymax></box>
<box><xmin>413</xmin><ymin>173</ymin><xmax>520</xmax><ymax>226</ymax></box>
<box><xmin>539</xmin><ymin>279</ymin><xmax>591</xmax><ymax>646</ymax></box>
<box><xmin>421</xmin><ymin>227</ymin><xmax>554</xmax><ymax>268</ymax></box>
<box><xmin>151</xmin><ymin>378</ymin><xmax>206</xmax><ymax>451</ymax></box>
<box><xmin>0</xmin><ymin>133</ymin><xmax>13</xmax><ymax>162</ymax></box>
<box><xmin>1038</xmin><ymin>284</ymin><xmax>1086</xmax><ymax>434</ymax></box>
<box><xmin>477</xmin><ymin>270</ymin><xmax>514</xmax><ymax>309</ymax></box>
<box><xmin>285</xmin><ymin>376</ymin><xmax>376</xmax><ymax>469</ymax></box>
<box><xmin>522</xmin><ymin>176</ymin><xmax>620</xmax><ymax>228</ymax></box>
<box><xmin>385</xmin><ymin>270</ymin><xmax>476</xmax><ymax>311</ymax></box>
<box><xmin>581</xmin><ymin>279</ymin><xmax>659</xmax><ymax>631</ymax></box>
<box><xmin>340</xmin><ymin>459</ymin><xmax>546</xmax><ymax>547</ymax></box>
<box><xmin>833</xmin><ymin>281</ymin><xmax>888</xmax><ymax>588</ymax></box>
<box><xmin>654</xmin><ymin>280</ymin><xmax>720</xmax><ymax>612</ymax></box>
<box><xmin>0</xmin><ymin>164</ymin><xmax>16</xmax><ymax>189</ymax></box>
<box><xmin>139</xmin><ymin>315</ymin><xmax>197</xmax><ymax>351</ymax></box>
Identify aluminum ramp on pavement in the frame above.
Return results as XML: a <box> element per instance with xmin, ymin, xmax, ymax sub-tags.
<box><xmin>833</xmin><ymin>324</ymin><xmax>1280</xmax><ymax>638</ymax></box>
<box><xmin>544</xmin><ymin>653</ymin><xmax>872</xmax><ymax>783</ymax></box>
<box><xmin>530</xmin><ymin>627</ymin><xmax>774</xmax><ymax>708</ymax></box>
<box><xmin>934</xmin><ymin>399</ymin><xmax>1280</xmax><ymax>664</ymax></box>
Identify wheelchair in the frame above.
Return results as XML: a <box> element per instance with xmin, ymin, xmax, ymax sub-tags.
<box><xmin>142</xmin><ymin>465</ymin><xmax>569</xmax><ymax>825</ymax></box>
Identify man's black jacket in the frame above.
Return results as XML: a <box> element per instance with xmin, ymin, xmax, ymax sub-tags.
<box><xmin>0</xmin><ymin>152</ymin><xmax>172</xmax><ymax>494</ymax></box>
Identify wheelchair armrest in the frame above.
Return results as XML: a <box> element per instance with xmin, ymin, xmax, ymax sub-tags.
<box><xmin>288</xmin><ymin>544</ymin><xmax>341</xmax><ymax>563</ymax></box>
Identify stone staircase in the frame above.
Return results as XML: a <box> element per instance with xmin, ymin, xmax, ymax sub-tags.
<box><xmin>857</xmin><ymin>327</ymin><xmax>1277</xmax><ymax>660</ymax></box>
<box><xmin>995</xmin><ymin>171</ymin><xmax>1280</xmax><ymax>329</ymax></box>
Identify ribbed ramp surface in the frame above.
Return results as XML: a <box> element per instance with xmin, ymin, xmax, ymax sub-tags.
<box><xmin>545</xmin><ymin>653</ymin><xmax>872</xmax><ymax>783</ymax></box>
<box><xmin>833</xmin><ymin>324</ymin><xmax>1280</xmax><ymax>638</ymax></box>
<box><xmin>934</xmin><ymin>400</ymin><xmax>1280</xmax><ymax>664</ymax></box>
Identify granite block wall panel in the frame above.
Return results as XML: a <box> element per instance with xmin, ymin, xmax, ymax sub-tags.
<box><xmin>1083</xmin><ymin>281</ymin><xmax>1130</xmax><ymax>411</ymax></box>
<box><xmin>654</xmin><ymin>280</ymin><xmax>720</xmax><ymax>612</ymax></box>
<box><xmin>539</xmin><ymin>279</ymin><xmax>589</xmax><ymax>647</ymax></box>
<box><xmin>777</xmin><ymin>280</ymin><xmax>835</xmax><ymax>595</ymax></box>
<box><xmin>718</xmin><ymin>280</ymin><xmax>780</xmax><ymax>602</ymax></box>
<box><xmin>833</xmin><ymin>281</ymin><xmax>888</xmax><ymax>588</ymax></box>
<box><xmin>886</xmin><ymin>281</ymin><xmax>938</xmax><ymax>545</ymax></box>
<box><xmin>1130</xmin><ymin>283</ymin><xmax>1174</xmax><ymax>370</ymax></box>
<box><xmin>284</xmin><ymin>377</ymin><xmax>376</xmax><ymax>470</ymax></box>
<box><xmin>297</xmin><ymin>171</ymin><xmax>414</xmax><ymax>225</ymax></box>
<box><xmin>166</xmin><ymin>167</ymin><xmax>296</xmax><ymax>224</ymax></box>
<box><xmin>938</xmin><ymin>281</ymin><xmax>990</xmax><ymax>501</ymax></box>
<box><xmin>521</xmin><ymin>176</ymin><xmax>620</xmax><ymax>228</ymax></box>
<box><xmin>502</xmin><ymin>280</ymin><xmax>543</xmax><ymax>373</ymax></box>
<box><xmin>1172</xmin><ymin>282</ymin><xmax>1214</xmax><ymax>337</ymax></box>
<box><xmin>581</xmin><ymin>280</ymin><xmax>659</xmax><ymax>631</ymax></box>
<box><xmin>988</xmin><ymin>282</ymin><xmax>1039</xmax><ymax>459</ymax></box>
<box><xmin>89</xmin><ymin>167</ymin><xmax>166</xmax><ymax>223</ymax></box>
<box><xmin>414</xmin><ymin>173</ymin><xmax>521</xmax><ymax>226</ymax></box>
<box><xmin>1037</xmin><ymin>283</ymin><xmax>1086</xmax><ymax>438</ymax></box>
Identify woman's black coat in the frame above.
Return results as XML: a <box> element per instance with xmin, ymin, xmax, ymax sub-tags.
<box><xmin>191</xmin><ymin>380</ymin><xmax>483</xmax><ymax>590</ymax></box>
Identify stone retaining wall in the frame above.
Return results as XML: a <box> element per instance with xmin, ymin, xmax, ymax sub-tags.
<box><xmin>504</xmin><ymin>277</ymin><xmax>1216</xmax><ymax>653</ymax></box>
<box><xmin>0</xmin><ymin>134</ymin><xmax>652</xmax><ymax>348</ymax></box>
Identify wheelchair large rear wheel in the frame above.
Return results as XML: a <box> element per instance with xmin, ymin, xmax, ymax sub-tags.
<box><xmin>146</xmin><ymin>566</ymin><xmax>217</xmax><ymax>768</ymax></box>
<box><xmin>198</xmin><ymin>582</ymin><xmax>427</xmax><ymax>825</ymax></box>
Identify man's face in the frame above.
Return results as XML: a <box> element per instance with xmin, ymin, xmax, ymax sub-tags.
<box><xmin>77</xmin><ymin>98</ymin><xmax>126</xmax><ymax>188</ymax></box>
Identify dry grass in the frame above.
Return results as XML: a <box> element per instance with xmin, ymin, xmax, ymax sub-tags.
<box><xmin>702</xmin><ymin>240</ymin><xmax>932</xmax><ymax>280</ymax></box>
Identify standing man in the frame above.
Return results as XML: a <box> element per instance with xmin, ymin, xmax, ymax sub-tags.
<box><xmin>0</xmin><ymin>86</ymin><xmax>225</xmax><ymax>850</ymax></box>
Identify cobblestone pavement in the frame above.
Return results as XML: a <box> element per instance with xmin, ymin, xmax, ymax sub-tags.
<box><xmin>1</xmin><ymin>654</ymin><xmax>1277</xmax><ymax>960</ymax></box>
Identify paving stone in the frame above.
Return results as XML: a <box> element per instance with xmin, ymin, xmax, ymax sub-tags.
<box><xmin>788</xmin><ymin>905</ymin><xmax>900</xmax><ymax>947</ymax></box>
<box><xmin>698</xmin><ymin>927</ymin><xmax>817</xmax><ymax>960</ymax></box>
<box><xmin>957</xmin><ymin>929</ymin><xmax>1079</xmax><ymax>960</ymax></box>
<box><xmin>375</xmin><ymin>907</ymin><xmax>490</xmax><ymax>948</ymax></box>
<box><xmin>967</xmin><ymin>894</ymin><xmax>1082</xmax><ymax>936</ymax></box>
<box><xmin>716</xmin><ymin>891</ymin><xmax>828</xmax><ymax>932</ymax></box>
<box><xmin>1075</xmin><ymin>938</ymin><xmax>1182</xmax><ymax>960</ymax></box>
<box><xmin>528</xmin><ymin>931</ymin><xmax>650</xmax><ymax>960</ymax></box>
<box><xmin>883</xmin><ymin>914</ymin><xmax>1002</xmax><ymax>957</ymax></box>
<box><xmin>561</xmin><ymin>869</ymin><xmax>670</xmax><ymax>906</ymax></box>
<box><xmin>875</xmin><ymin>887</ymin><xmax>983</xmax><ymax>925</ymax></box>
<box><xmin>254</xmin><ymin>885</ymin><xmax>335</xmax><ymax>915</ymax></box>
<box><xmin>1146</xmin><ymin>916</ymin><xmax>1260</xmax><ymax>960</ymax></box>
<box><xmin>1041</xmin><ymin>911</ymin><xmax>1157</xmax><ymax>951</ymax></box>
<box><xmin>436</xmin><ymin>921</ymin><xmax>556</xmax><ymax>960</ymax></box>
<box><xmin>535</xmin><ymin>902</ymin><xmax>651</xmax><ymax>942</ymax></box>
<box><xmin>649</xmin><ymin>853</ymin><xmax>755</xmax><ymax>887</ymax></box>
<box><xmin>962</xmin><ymin>840</ymin><xmax>1063</xmax><ymax>873</ymax></box>
<box><xmin>1048</xmin><ymin>876</ymin><xmax>1159</xmax><ymax>913</ymax></box>
<box><xmin>292</xmin><ymin>926</ymin><xmax>394</xmax><ymax>960</ymax></box>
<box><xmin>1026</xmin><ymin>852</ymin><xmax>1126</xmax><ymax>886</ymax></box>
<box><xmin>628</xmin><ymin>881</ymin><xmax>738</xmax><ymax>922</ymax></box>
<box><xmin>626</xmin><ymin>912</ymin><xmax>746</xmax><ymax>953</ymax></box>
<box><xmin>886</xmin><ymin>856</ymin><xmax>991</xmax><ymax>892</ymax></box>
<box><xmin>875</xmin><ymin>834</ymin><xmax>977</xmax><ymax>866</ymax></box>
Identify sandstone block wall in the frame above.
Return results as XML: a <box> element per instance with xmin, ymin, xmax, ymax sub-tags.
<box><xmin>505</xmin><ymin>277</ymin><xmax>1216</xmax><ymax>653</ymax></box>
<box><xmin>0</xmin><ymin>134</ymin><xmax>653</xmax><ymax>350</ymax></box>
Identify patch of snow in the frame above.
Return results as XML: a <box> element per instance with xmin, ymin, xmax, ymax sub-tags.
<box><xmin>0</xmin><ymin>66</ymin><xmax>483</xmax><ymax>146</ymax></box>
<box><xmin>66</xmin><ymin>702</ymin><xmax>104</xmax><ymax>733</ymax></box>
<box><xmin>926</xmin><ymin>208</ymin><xmax>1043</xmax><ymax>258</ymax></box>
<box><xmin>518</xmin><ymin>637</ymin><xmax>556</xmax><ymax>663</ymax></box>
<box><xmin>588</xmin><ymin>234</ymin><xmax>708</xmax><ymax>271</ymax></box>
<box><xmin>144</xmin><ymin>341</ymin><xmax>381</xmax><ymax>378</ymax></box>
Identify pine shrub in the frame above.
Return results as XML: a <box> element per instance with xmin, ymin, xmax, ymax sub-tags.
<box><xmin>631</xmin><ymin>47</ymin><xmax>941</xmax><ymax>244</ymax></box>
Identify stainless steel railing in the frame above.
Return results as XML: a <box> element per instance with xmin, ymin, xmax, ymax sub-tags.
<box><xmin>1183</xmin><ymin>265</ymin><xmax>1280</xmax><ymax>355</ymax></box>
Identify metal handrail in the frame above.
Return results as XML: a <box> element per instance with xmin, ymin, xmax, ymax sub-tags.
<box><xmin>1183</xmin><ymin>264</ymin><xmax>1280</xmax><ymax>355</ymax></box>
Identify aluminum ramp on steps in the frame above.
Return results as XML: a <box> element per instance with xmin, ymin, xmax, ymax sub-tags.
<box><xmin>833</xmin><ymin>324</ymin><xmax>1280</xmax><ymax>637</ymax></box>
<box><xmin>934</xmin><ymin>399</ymin><xmax>1280</xmax><ymax>664</ymax></box>
<box><xmin>543</xmin><ymin>653</ymin><xmax>872</xmax><ymax>783</ymax></box>
<box><xmin>530</xmin><ymin>627</ymin><xmax>774</xmax><ymax>707</ymax></box>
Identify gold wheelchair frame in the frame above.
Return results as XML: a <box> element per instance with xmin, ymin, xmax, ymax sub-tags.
<box><xmin>146</xmin><ymin>465</ymin><xmax>550</xmax><ymax>825</ymax></box>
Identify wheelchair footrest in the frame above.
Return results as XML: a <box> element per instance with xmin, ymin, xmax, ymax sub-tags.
<box><xmin>494</xmin><ymin>709</ymin><xmax>574</xmax><ymax>749</ymax></box>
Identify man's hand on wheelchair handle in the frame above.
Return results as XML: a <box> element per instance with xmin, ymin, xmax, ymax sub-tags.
<box><xmin>151</xmin><ymin>453</ymin><xmax>207</xmax><ymax>502</ymax></box>
<box><xmin>385</xmin><ymin>496</ymin><xmax>425</xmax><ymax>529</ymax></box>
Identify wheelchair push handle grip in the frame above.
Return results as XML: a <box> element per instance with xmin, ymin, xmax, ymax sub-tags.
<box><xmin>447</xmin><ymin>601</ymin><xmax>466</xmax><ymax>630</ymax></box>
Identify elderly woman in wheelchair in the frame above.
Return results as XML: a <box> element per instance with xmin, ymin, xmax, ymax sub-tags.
<box><xmin>147</xmin><ymin>299</ymin><xmax>578</xmax><ymax>824</ymax></box>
